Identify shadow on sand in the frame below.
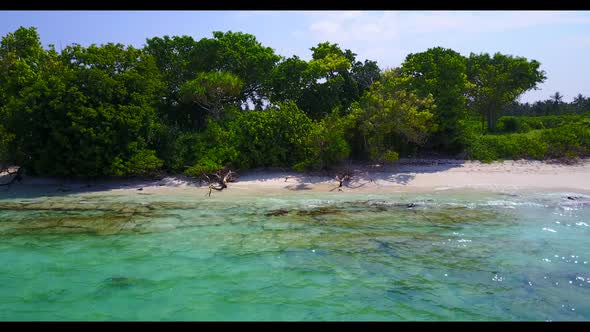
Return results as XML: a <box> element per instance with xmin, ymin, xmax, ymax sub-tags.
<box><xmin>0</xmin><ymin>172</ymin><xmax>202</xmax><ymax>200</ymax></box>
<box><xmin>337</xmin><ymin>159</ymin><xmax>466</xmax><ymax>189</ymax></box>
<box><xmin>0</xmin><ymin>159</ymin><xmax>466</xmax><ymax>199</ymax></box>
<box><xmin>281</xmin><ymin>159</ymin><xmax>466</xmax><ymax>191</ymax></box>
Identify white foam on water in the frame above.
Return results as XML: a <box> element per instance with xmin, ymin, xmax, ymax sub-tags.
<box><xmin>492</xmin><ymin>274</ymin><xmax>503</xmax><ymax>282</ymax></box>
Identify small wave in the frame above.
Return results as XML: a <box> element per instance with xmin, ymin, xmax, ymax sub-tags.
<box><xmin>560</xmin><ymin>206</ymin><xmax>578</xmax><ymax>211</ymax></box>
<box><xmin>301</xmin><ymin>199</ymin><xmax>338</xmax><ymax>207</ymax></box>
<box><xmin>542</xmin><ymin>227</ymin><xmax>557</xmax><ymax>233</ymax></box>
<box><xmin>480</xmin><ymin>200</ymin><xmax>547</xmax><ymax>208</ymax></box>
<box><xmin>545</xmin><ymin>192</ymin><xmax>590</xmax><ymax>199</ymax></box>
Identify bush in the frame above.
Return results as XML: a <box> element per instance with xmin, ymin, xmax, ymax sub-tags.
<box><xmin>0</xmin><ymin>124</ymin><xmax>14</xmax><ymax>166</ymax></box>
<box><xmin>467</xmin><ymin>122</ymin><xmax>590</xmax><ymax>161</ymax></box>
<box><xmin>123</xmin><ymin>149</ymin><xmax>164</xmax><ymax>176</ymax></box>
<box><xmin>541</xmin><ymin>124</ymin><xmax>589</xmax><ymax>159</ymax></box>
<box><xmin>182</xmin><ymin>120</ymin><xmax>239</xmax><ymax>176</ymax></box>
<box><xmin>230</xmin><ymin>102</ymin><xmax>312</xmax><ymax>169</ymax></box>
<box><xmin>293</xmin><ymin>117</ymin><xmax>350</xmax><ymax>171</ymax></box>
<box><xmin>496</xmin><ymin>114</ymin><xmax>590</xmax><ymax>134</ymax></box>
<box><xmin>497</xmin><ymin>117</ymin><xmax>520</xmax><ymax>133</ymax></box>
<box><xmin>184</xmin><ymin>158</ymin><xmax>224</xmax><ymax>177</ymax></box>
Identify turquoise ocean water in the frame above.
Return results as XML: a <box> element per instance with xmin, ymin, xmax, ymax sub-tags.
<box><xmin>0</xmin><ymin>188</ymin><xmax>589</xmax><ymax>321</ymax></box>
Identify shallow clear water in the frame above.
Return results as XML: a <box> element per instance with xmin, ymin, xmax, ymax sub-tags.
<box><xmin>1</xmin><ymin>188</ymin><xmax>590</xmax><ymax>321</ymax></box>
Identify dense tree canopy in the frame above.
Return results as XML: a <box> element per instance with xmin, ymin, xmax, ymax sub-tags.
<box><xmin>269</xmin><ymin>42</ymin><xmax>380</xmax><ymax>119</ymax></box>
<box><xmin>2</xmin><ymin>26</ymin><xmax>586</xmax><ymax>178</ymax></box>
<box><xmin>345</xmin><ymin>69</ymin><xmax>435</xmax><ymax>161</ymax></box>
<box><xmin>197</xmin><ymin>31</ymin><xmax>281</xmax><ymax>110</ymax></box>
<box><xmin>1</xmin><ymin>28</ymin><xmax>165</xmax><ymax>176</ymax></box>
<box><xmin>400</xmin><ymin>47</ymin><xmax>470</xmax><ymax>152</ymax></box>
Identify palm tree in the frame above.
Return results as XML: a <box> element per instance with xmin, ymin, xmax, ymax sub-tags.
<box><xmin>550</xmin><ymin>91</ymin><xmax>564</xmax><ymax>104</ymax></box>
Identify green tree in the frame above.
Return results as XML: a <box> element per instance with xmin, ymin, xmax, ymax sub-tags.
<box><xmin>0</xmin><ymin>122</ymin><xmax>13</xmax><ymax>169</ymax></box>
<box><xmin>573</xmin><ymin>93</ymin><xmax>585</xmax><ymax>105</ymax></box>
<box><xmin>295</xmin><ymin>114</ymin><xmax>351</xmax><ymax>171</ymax></box>
<box><xmin>2</xmin><ymin>32</ymin><xmax>165</xmax><ymax>177</ymax></box>
<box><xmin>230</xmin><ymin>102</ymin><xmax>312</xmax><ymax>169</ymax></box>
<box><xmin>0</xmin><ymin>27</ymin><xmax>56</xmax><ymax>172</ymax></box>
<box><xmin>144</xmin><ymin>35</ymin><xmax>197</xmax><ymax>93</ymax></box>
<box><xmin>573</xmin><ymin>93</ymin><xmax>587</xmax><ymax>113</ymax></box>
<box><xmin>0</xmin><ymin>26</ymin><xmax>46</xmax><ymax>98</ymax></box>
<box><xmin>304</xmin><ymin>42</ymin><xmax>359</xmax><ymax>117</ymax></box>
<box><xmin>400</xmin><ymin>47</ymin><xmax>469</xmax><ymax>152</ymax></box>
<box><xmin>466</xmin><ymin>52</ymin><xmax>546</xmax><ymax>132</ymax></box>
<box><xmin>179</xmin><ymin>71</ymin><xmax>243</xmax><ymax>123</ymax></box>
<box><xmin>345</xmin><ymin>69</ymin><xmax>436</xmax><ymax>161</ymax></box>
<box><xmin>269</xmin><ymin>55</ymin><xmax>312</xmax><ymax>104</ymax></box>
<box><xmin>550</xmin><ymin>91</ymin><xmax>564</xmax><ymax>104</ymax></box>
<box><xmin>269</xmin><ymin>42</ymin><xmax>380</xmax><ymax>119</ymax></box>
<box><xmin>183</xmin><ymin>118</ymin><xmax>240</xmax><ymax>176</ymax></box>
<box><xmin>194</xmin><ymin>31</ymin><xmax>281</xmax><ymax>109</ymax></box>
<box><xmin>351</xmin><ymin>59</ymin><xmax>381</xmax><ymax>93</ymax></box>
<box><xmin>144</xmin><ymin>35</ymin><xmax>198</xmax><ymax>127</ymax></box>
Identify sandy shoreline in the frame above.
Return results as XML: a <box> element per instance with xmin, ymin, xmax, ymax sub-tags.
<box><xmin>2</xmin><ymin>159</ymin><xmax>590</xmax><ymax>197</ymax></box>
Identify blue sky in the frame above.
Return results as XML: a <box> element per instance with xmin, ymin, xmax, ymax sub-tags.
<box><xmin>1</xmin><ymin>10</ymin><xmax>589</xmax><ymax>103</ymax></box>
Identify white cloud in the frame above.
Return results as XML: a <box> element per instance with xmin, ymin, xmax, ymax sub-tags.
<box><xmin>310</xmin><ymin>20</ymin><xmax>341</xmax><ymax>37</ymax></box>
<box><xmin>304</xmin><ymin>11</ymin><xmax>590</xmax><ymax>44</ymax></box>
<box><xmin>223</xmin><ymin>10</ymin><xmax>590</xmax><ymax>102</ymax></box>
<box><xmin>307</xmin><ymin>11</ymin><xmax>400</xmax><ymax>44</ymax></box>
<box><xmin>297</xmin><ymin>11</ymin><xmax>590</xmax><ymax>64</ymax></box>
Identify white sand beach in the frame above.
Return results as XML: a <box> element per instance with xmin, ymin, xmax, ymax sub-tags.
<box><xmin>2</xmin><ymin>159</ymin><xmax>590</xmax><ymax>197</ymax></box>
<box><xmin>225</xmin><ymin>159</ymin><xmax>590</xmax><ymax>195</ymax></box>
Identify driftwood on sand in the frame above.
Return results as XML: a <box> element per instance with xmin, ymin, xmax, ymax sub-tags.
<box><xmin>0</xmin><ymin>166</ymin><xmax>23</xmax><ymax>187</ymax></box>
<box><xmin>201</xmin><ymin>169</ymin><xmax>237</xmax><ymax>197</ymax></box>
<box><xmin>334</xmin><ymin>164</ymin><xmax>355</xmax><ymax>188</ymax></box>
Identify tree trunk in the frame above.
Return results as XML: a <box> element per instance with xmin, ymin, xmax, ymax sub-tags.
<box><xmin>486</xmin><ymin>109</ymin><xmax>497</xmax><ymax>132</ymax></box>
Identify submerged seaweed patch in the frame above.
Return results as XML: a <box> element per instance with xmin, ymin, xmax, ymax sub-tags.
<box><xmin>265</xmin><ymin>200</ymin><xmax>504</xmax><ymax>225</ymax></box>
<box><xmin>0</xmin><ymin>194</ymin><xmax>509</xmax><ymax>237</ymax></box>
<box><xmin>0</xmin><ymin>198</ymin><xmax>193</xmax><ymax>235</ymax></box>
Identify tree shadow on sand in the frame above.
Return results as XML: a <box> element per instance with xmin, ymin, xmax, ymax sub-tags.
<box><xmin>0</xmin><ymin>172</ymin><xmax>203</xmax><ymax>200</ymax></box>
<box><xmin>0</xmin><ymin>159</ymin><xmax>467</xmax><ymax>199</ymax></box>
<box><xmin>286</xmin><ymin>182</ymin><xmax>314</xmax><ymax>191</ymax></box>
<box><xmin>339</xmin><ymin>159</ymin><xmax>467</xmax><ymax>188</ymax></box>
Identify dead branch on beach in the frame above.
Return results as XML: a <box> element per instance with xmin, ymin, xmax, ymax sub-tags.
<box><xmin>201</xmin><ymin>169</ymin><xmax>237</xmax><ymax>197</ymax></box>
<box><xmin>0</xmin><ymin>166</ymin><xmax>23</xmax><ymax>187</ymax></box>
<box><xmin>334</xmin><ymin>163</ymin><xmax>354</xmax><ymax>188</ymax></box>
